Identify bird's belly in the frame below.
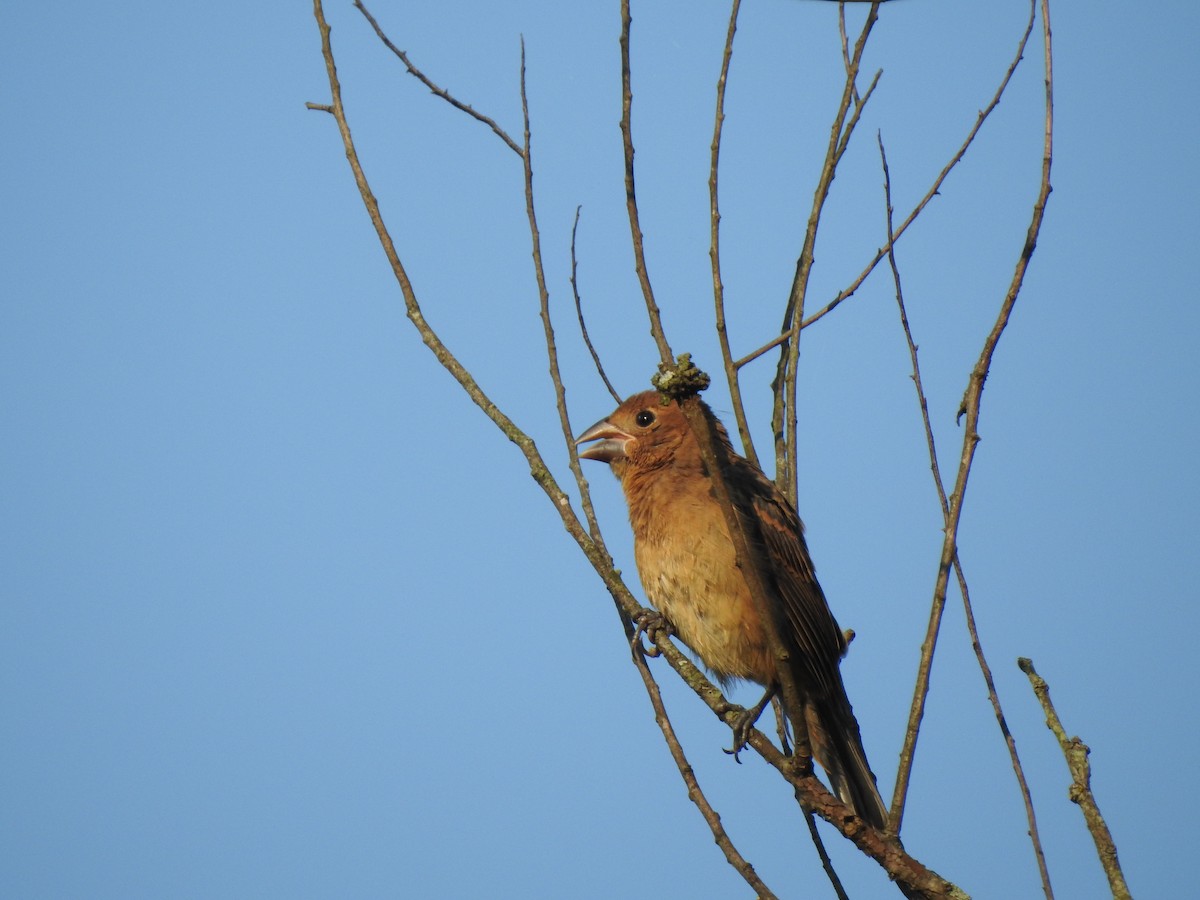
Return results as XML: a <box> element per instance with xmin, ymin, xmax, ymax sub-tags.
<box><xmin>635</xmin><ymin>533</ymin><xmax>775</xmax><ymax>685</ymax></box>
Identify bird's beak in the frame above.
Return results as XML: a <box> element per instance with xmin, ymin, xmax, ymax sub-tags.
<box><xmin>575</xmin><ymin>419</ymin><xmax>633</xmax><ymax>463</ymax></box>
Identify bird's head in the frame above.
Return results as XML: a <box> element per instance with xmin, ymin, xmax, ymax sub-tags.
<box><xmin>575</xmin><ymin>390</ymin><xmax>692</xmax><ymax>477</ymax></box>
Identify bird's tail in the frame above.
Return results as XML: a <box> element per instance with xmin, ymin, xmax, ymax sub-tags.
<box><xmin>805</xmin><ymin>689</ymin><xmax>889</xmax><ymax>830</ymax></box>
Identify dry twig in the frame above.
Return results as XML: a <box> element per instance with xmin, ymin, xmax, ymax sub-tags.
<box><xmin>569</xmin><ymin>208</ymin><xmax>622</xmax><ymax>408</ymax></box>
<box><xmin>707</xmin><ymin>0</ymin><xmax>759</xmax><ymax>467</ymax></box>
<box><xmin>1019</xmin><ymin>659</ymin><xmax>1131</xmax><ymax>900</ymax></box>
<box><xmin>352</xmin><ymin>0</ymin><xmax>522</xmax><ymax>156</ymax></box>
<box><xmin>878</xmin><ymin>132</ymin><xmax>1054</xmax><ymax>899</ymax></box>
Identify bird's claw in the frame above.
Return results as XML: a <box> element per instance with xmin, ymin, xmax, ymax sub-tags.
<box><xmin>631</xmin><ymin>610</ymin><xmax>672</xmax><ymax>658</ymax></box>
<box><xmin>722</xmin><ymin>687</ymin><xmax>775</xmax><ymax>763</ymax></box>
<box><xmin>723</xmin><ymin>710</ymin><xmax>759</xmax><ymax>763</ymax></box>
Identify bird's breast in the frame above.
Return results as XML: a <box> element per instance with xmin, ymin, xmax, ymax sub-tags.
<box><xmin>629</xmin><ymin>489</ymin><xmax>776</xmax><ymax>685</ymax></box>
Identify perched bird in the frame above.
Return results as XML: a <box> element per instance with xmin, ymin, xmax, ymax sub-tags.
<box><xmin>577</xmin><ymin>390</ymin><xmax>888</xmax><ymax>828</ymax></box>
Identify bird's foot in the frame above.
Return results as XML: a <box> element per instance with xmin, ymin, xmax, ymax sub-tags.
<box><xmin>723</xmin><ymin>687</ymin><xmax>775</xmax><ymax>763</ymax></box>
<box><xmin>631</xmin><ymin>610</ymin><xmax>673</xmax><ymax>658</ymax></box>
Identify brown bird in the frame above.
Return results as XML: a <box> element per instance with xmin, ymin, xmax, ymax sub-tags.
<box><xmin>577</xmin><ymin>390</ymin><xmax>888</xmax><ymax>828</ymax></box>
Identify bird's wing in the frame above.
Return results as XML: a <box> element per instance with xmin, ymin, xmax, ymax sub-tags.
<box><xmin>731</xmin><ymin>459</ymin><xmax>847</xmax><ymax>699</ymax></box>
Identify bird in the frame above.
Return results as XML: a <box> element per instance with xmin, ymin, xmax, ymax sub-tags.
<box><xmin>576</xmin><ymin>390</ymin><xmax>888</xmax><ymax>828</ymax></box>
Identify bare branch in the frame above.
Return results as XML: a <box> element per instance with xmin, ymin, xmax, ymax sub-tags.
<box><xmin>803</xmin><ymin>808</ymin><xmax>851</xmax><ymax>900</ymax></box>
<box><xmin>628</xmin><ymin>626</ymin><xmax>779</xmax><ymax>899</ymax></box>
<box><xmin>708</xmin><ymin>0</ymin><xmax>759</xmax><ymax>467</ymax></box>
<box><xmin>834</xmin><ymin>67</ymin><xmax>882</xmax><ymax>166</ymax></box>
<box><xmin>838</xmin><ymin>5</ymin><xmax>853</xmax><ymax>86</ymax></box>
<box><xmin>516</xmin><ymin>41</ymin><xmax>612</xmax><ymax>564</ymax></box>
<box><xmin>955</xmin><ymin>565</ymin><xmax>1054</xmax><ymax>898</ymax></box>
<box><xmin>353</xmin><ymin>0</ymin><xmax>523</xmax><ymax>157</ymax></box>
<box><xmin>876</xmin><ymin>130</ymin><xmax>936</xmax><ymax>836</ymax></box>
<box><xmin>1019</xmin><ymin>659</ymin><xmax>1131</xmax><ymax>900</ymax></box>
<box><xmin>733</xmin><ymin>330</ymin><xmax>790</xmax><ymax>370</ymax></box>
<box><xmin>878</xmin><ymin>135</ymin><xmax>950</xmax><ymax>518</ymax></box>
<box><xmin>620</xmin><ymin>0</ymin><xmax>673</xmax><ymax>365</ymax></box>
<box><xmin>569</xmin><ymin>208</ymin><xmax>623</xmax><ymax>407</ymax></box>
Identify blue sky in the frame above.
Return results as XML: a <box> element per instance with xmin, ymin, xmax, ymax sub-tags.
<box><xmin>3</xmin><ymin>1</ymin><xmax>1196</xmax><ymax>897</ymax></box>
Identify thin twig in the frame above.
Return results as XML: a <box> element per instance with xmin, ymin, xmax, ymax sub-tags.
<box><xmin>619</xmin><ymin>0</ymin><xmax>672</xmax><ymax>364</ymax></box>
<box><xmin>834</xmin><ymin>68</ymin><xmax>882</xmax><ymax>166</ymax></box>
<box><xmin>954</xmin><ymin>565</ymin><xmax>1053</xmax><ymax>899</ymax></box>
<box><xmin>733</xmin><ymin>330</ymin><xmax>790</xmax><ymax>370</ymax></box>
<box><xmin>875</xmin><ymin>130</ymin><xmax>937</xmax><ymax>836</ymax></box>
<box><xmin>1019</xmin><ymin>659</ymin><xmax>1131</xmax><ymax>900</ymax></box>
<box><xmin>878</xmin><ymin>132</ymin><xmax>1054</xmax><ymax>898</ymax></box>
<box><xmin>569</xmin><ymin>208</ymin><xmax>622</xmax><ymax>407</ymax></box>
<box><xmin>353</xmin><ymin>0</ymin><xmax>523</xmax><ymax>157</ymax></box>
<box><xmin>708</xmin><ymin>0</ymin><xmax>758</xmax><ymax>466</ymax></box>
<box><xmin>628</xmin><ymin>624</ymin><xmax>779</xmax><ymax>899</ymax></box>
<box><xmin>877</xmin><ymin>135</ymin><xmax>949</xmax><ymax>515</ymax></box>
<box><xmin>803</xmin><ymin>808</ymin><xmax>850</xmax><ymax>900</ymax></box>
<box><xmin>517</xmin><ymin>41</ymin><xmax>612</xmax><ymax>565</ymax></box>
<box><xmin>838</xmin><ymin>5</ymin><xmax>853</xmax><ymax>88</ymax></box>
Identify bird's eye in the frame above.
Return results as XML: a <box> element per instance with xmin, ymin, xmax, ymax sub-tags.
<box><xmin>635</xmin><ymin>410</ymin><xmax>655</xmax><ymax>428</ymax></box>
